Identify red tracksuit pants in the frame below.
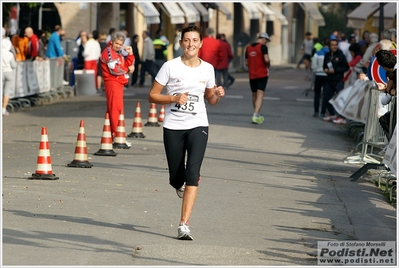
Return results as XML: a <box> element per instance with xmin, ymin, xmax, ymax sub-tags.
<box><xmin>104</xmin><ymin>81</ymin><xmax>124</xmax><ymax>138</ymax></box>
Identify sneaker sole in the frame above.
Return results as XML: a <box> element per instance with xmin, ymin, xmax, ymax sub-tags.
<box><xmin>178</xmin><ymin>234</ymin><xmax>193</xmax><ymax>240</ymax></box>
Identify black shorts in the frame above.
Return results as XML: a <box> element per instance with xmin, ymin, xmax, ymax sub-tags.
<box><xmin>249</xmin><ymin>76</ymin><xmax>269</xmax><ymax>92</ymax></box>
<box><xmin>163</xmin><ymin>126</ymin><xmax>209</xmax><ymax>189</ymax></box>
<box><xmin>303</xmin><ymin>54</ymin><xmax>312</xmax><ymax>61</ymax></box>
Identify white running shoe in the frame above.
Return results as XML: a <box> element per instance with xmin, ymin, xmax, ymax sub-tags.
<box><xmin>177</xmin><ymin>222</ymin><xmax>193</xmax><ymax>240</ymax></box>
<box><xmin>126</xmin><ymin>141</ymin><xmax>132</xmax><ymax>147</ymax></box>
<box><xmin>176</xmin><ymin>183</ymin><xmax>185</xmax><ymax>198</ymax></box>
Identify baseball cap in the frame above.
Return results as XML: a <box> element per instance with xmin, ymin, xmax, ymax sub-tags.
<box><xmin>258</xmin><ymin>33</ymin><xmax>270</xmax><ymax>41</ymax></box>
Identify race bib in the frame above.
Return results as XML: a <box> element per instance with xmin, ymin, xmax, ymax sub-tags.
<box><xmin>170</xmin><ymin>94</ymin><xmax>199</xmax><ymax>115</ymax></box>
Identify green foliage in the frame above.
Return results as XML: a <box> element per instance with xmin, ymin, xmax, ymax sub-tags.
<box><xmin>318</xmin><ymin>3</ymin><xmax>361</xmax><ymax>38</ymax></box>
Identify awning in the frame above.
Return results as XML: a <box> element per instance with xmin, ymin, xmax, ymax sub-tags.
<box><xmin>160</xmin><ymin>3</ymin><xmax>185</xmax><ymax>24</ymax></box>
<box><xmin>255</xmin><ymin>3</ymin><xmax>276</xmax><ymax>21</ymax></box>
<box><xmin>267</xmin><ymin>5</ymin><xmax>288</xmax><ymax>26</ymax></box>
<box><xmin>300</xmin><ymin>2</ymin><xmax>325</xmax><ymax>27</ymax></box>
<box><xmin>214</xmin><ymin>2</ymin><xmax>232</xmax><ymax>20</ymax></box>
<box><xmin>136</xmin><ymin>2</ymin><xmax>160</xmax><ymax>25</ymax></box>
<box><xmin>193</xmin><ymin>2</ymin><xmax>209</xmax><ymax>22</ymax></box>
<box><xmin>241</xmin><ymin>2</ymin><xmax>261</xmax><ymax>20</ymax></box>
<box><xmin>372</xmin><ymin>3</ymin><xmax>397</xmax><ymax>28</ymax></box>
<box><xmin>177</xmin><ymin>3</ymin><xmax>201</xmax><ymax>24</ymax></box>
<box><xmin>346</xmin><ymin>3</ymin><xmax>380</xmax><ymax>29</ymax></box>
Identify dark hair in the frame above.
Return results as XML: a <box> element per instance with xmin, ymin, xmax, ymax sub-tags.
<box><xmin>109</xmin><ymin>27</ymin><xmax>116</xmax><ymax>35</ymax></box>
<box><xmin>216</xmin><ymin>33</ymin><xmax>222</xmax><ymax>39</ymax></box>
<box><xmin>375</xmin><ymin>50</ymin><xmax>396</xmax><ymax>69</ymax></box>
<box><xmin>181</xmin><ymin>25</ymin><xmax>202</xmax><ymax>41</ymax></box>
<box><xmin>322</xmin><ymin>36</ymin><xmax>330</xmax><ymax>46</ymax></box>
<box><xmin>306</xmin><ymin>32</ymin><xmax>312</xmax><ymax>36</ymax></box>
<box><xmin>92</xmin><ymin>30</ymin><xmax>99</xmax><ymax>40</ymax></box>
<box><xmin>349</xmin><ymin>43</ymin><xmax>362</xmax><ymax>57</ymax></box>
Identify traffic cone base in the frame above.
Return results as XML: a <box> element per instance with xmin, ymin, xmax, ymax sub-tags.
<box><xmin>95</xmin><ymin>149</ymin><xmax>117</xmax><ymax>156</ymax></box>
<box><xmin>29</xmin><ymin>173</ymin><xmax>59</xmax><ymax>180</ymax></box>
<box><xmin>127</xmin><ymin>132</ymin><xmax>145</xmax><ymax>138</ymax></box>
<box><xmin>128</xmin><ymin>102</ymin><xmax>146</xmax><ymax>138</ymax></box>
<box><xmin>68</xmin><ymin>120</ymin><xmax>93</xmax><ymax>168</ymax></box>
<box><xmin>68</xmin><ymin>160</ymin><xmax>93</xmax><ymax>168</ymax></box>
<box><xmin>113</xmin><ymin>143</ymin><xmax>130</xmax><ymax>149</ymax></box>
<box><xmin>95</xmin><ymin>113</ymin><xmax>118</xmax><ymax>156</ymax></box>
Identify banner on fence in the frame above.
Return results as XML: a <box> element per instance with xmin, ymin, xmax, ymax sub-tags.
<box><xmin>329</xmin><ymin>79</ymin><xmax>371</xmax><ymax>124</ymax></box>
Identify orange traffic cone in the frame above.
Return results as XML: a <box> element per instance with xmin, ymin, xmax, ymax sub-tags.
<box><xmin>113</xmin><ymin>112</ymin><xmax>131</xmax><ymax>149</ymax></box>
<box><xmin>94</xmin><ymin>113</ymin><xmax>118</xmax><ymax>156</ymax></box>
<box><xmin>68</xmin><ymin>120</ymin><xmax>93</xmax><ymax>168</ymax></box>
<box><xmin>145</xmin><ymin>103</ymin><xmax>160</xmax><ymax>127</ymax></box>
<box><xmin>128</xmin><ymin>102</ymin><xmax>146</xmax><ymax>138</ymax></box>
<box><xmin>158</xmin><ymin>105</ymin><xmax>165</xmax><ymax>123</ymax></box>
<box><xmin>29</xmin><ymin>127</ymin><xmax>59</xmax><ymax>180</ymax></box>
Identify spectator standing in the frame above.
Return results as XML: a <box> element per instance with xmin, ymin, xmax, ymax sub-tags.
<box><xmin>297</xmin><ymin>32</ymin><xmax>313</xmax><ymax>80</ymax></box>
<box><xmin>106</xmin><ymin>27</ymin><xmax>116</xmax><ymax>44</ymax></box>
<box><xmin>389</xmin><ymin>28</ymin><xmax>396</xmax><ymax>48</ymax></box>
<box><xmin>322</xmin><ymin>39</ymin><xmax>349</xmax><ymax>124</ymax></box>
<box><xmin>216</xmin><ymin>33</ymin><xmax>233</xmax><ymax>89</ymax></box>
<box><xmin>355</xmin><ymin>33</ymin><xmax>378</xmax><ymax>74</ymax></box>
<box><xmin>157</xmin><ymin>29</ymin><xmax>170</xmax><ymax>46</ymax></box>
<box><xmin>220</xmin><ymin>33</ymin><xmax>235</xmax><ymax>87</ymax></box>
<box><xmin>100</xmin><ymin>31</ymin><xmax>135</xmax><ymax>139</ymax></box>
<box><xmin>37</xmin><ymin>29</ymin><xmax>48</xmax><ymax>59</ymax></box>
<box><xmin>344</xmin><ymin>43</ymin><xmax>363</xmax><ymax>85</ymax></box>
<box><xmin>121</xmin><ymin>29</ymin><xmax>131</xmax><ymax>57</ymax></box>
<box><xmin>375</xmin><ymin>50</ymin><xmax>396</xmax><ymax>141</ymax></box>
<box><xmin>311</xmin><ymin>36</ymin><xmax>330</xmax><ymax>118</ymax></box>
<box><xmin>245</xmin><ymin>33</ymin><xmax>271</xmax><ymax>124</ymax></box>
<box><xmin>45</xmin><ymin>25</ymin><xmax>65</xmax><ymax>59</ymax></box>
<box><xmin>173</xmin><ymin>29</ymin><xmax>183</xmax><ymax>58</ymax></box>
<box><xmin>153</xmin><ymin>33</ymin><xmax>167</xmax><ymax>72</ymax></box>
<box><xmin>83</xmin><ymin>32</ymin><xmax>102</xmax><ymax>90</ymax></box>
<box><xmin>358</xmin><ymin>30</ymin><xmax>370</xmax><ymax>55</ymax></box>
<box><xmin>130</xmin><ymin>34</ymin><xmax>140</xmax><ymax>87</ymax></box>
<box><xmin>24</xmin><ymin>27</ymin><xmax>39</xmax><ymax>60</ymax></box>
<box><xmin>95</xmin><ymin>32</ymin><xmax>107</xmax><ymax>92</ymax></box>
<box><xmin>198</xmin><ymin>27</ymin><xmax>222</xmax><ymax>77</ymax></box>
<box><xmin>11</xmin><ymin>29</ymin><xmax>29</xmax><ymax>61</ymax></box>
<box><xmin>76</xmin><ymin>31</ymin><xmax>87</xmax><ymax>70</ymax></box>
<box><xmin>2</xmin><ymin>37</ymin><xmax>16</xmax><ymax>116</ymax></box>
<box><xmin>137</xmin><ymin>30</ymin><xmax>156</xmax><ymax>87</ymax></box>
<box><xmin>148</xmin><ymin>25</ymin><xmax>225</xmax><ymax>240</ymax></box>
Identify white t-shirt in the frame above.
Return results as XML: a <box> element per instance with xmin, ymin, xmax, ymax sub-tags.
<box><xmin>155</xmin><ymin>57</ymin><xmax>215</xmax><ymax>130</ymax></box>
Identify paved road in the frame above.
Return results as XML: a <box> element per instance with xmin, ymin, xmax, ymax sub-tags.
<box><xmin>2</xmin><ymin>66</ymin><xmax>396</xmax><ymax>266</ymax></box>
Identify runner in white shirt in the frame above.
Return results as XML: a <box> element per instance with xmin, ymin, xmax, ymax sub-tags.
<box><xmin>148</xmin><ymin>25</ymin><xmax>225</xmax><ymax>240</ymax></box>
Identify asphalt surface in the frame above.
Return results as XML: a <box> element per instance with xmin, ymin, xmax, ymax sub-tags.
<box><xmin>1</xmin><ymin>64</ymin><xmax>396</xmax><ymax>267</ymax></box>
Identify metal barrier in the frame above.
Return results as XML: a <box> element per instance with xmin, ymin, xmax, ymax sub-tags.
<box><xmin>345</xmin><ymin>82</ymin><xmax>390</xmax><ymax>165</ymax></box>
<box><xmin>7</xmin><ymin>57</ymin><xmax>74</xmax><ymax>111</ymax></box>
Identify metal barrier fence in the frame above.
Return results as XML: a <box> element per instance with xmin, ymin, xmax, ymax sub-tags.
<box><xmin>7</xmin><ymin>57</ymin><xmax>74</xmax><ymax>111</ymax></box>
<box><xmin>345</xmin><ymin>82</ymin><xmax>391</xmax><ymax>165</ymax></box>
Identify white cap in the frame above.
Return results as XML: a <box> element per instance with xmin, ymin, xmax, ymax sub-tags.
<box><xmin>258</xmin><ymin>33</ymin><xmax>270</xmax><ymax>41</ymax></box>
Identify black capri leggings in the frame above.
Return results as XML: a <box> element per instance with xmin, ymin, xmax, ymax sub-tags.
<box><xmin>163</xmin><ymin>126</ymin><xmax>209</xmax><ymax>189</ymax></box>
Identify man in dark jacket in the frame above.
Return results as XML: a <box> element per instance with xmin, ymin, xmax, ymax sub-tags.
<box><xmin>322</xmin><ymin>39</ymin><xmax>349</xmax><ymax>123</ymax></box>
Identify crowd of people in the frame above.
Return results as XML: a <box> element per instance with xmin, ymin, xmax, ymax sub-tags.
<box><xmin>303</xmin><ymin>28</ymin><xmax>397</xmax><ymax>126</ymax></box>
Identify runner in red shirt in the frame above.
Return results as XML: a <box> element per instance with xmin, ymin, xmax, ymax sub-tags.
<box><xmin>245</xmin><ymin>33</ymin><xmax>270</xmax><ymax>124</ymax></box>
<box><xmin>24</xmin><ymin>27</ymin><xmax>40</xmax><ymax>60</ymax></box>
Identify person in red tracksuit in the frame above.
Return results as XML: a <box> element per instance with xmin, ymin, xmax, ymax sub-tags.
<box><xmin>245</xmin><ymin>33</ymin><xmax>271</xmax><ymax>125</ymax></box>
<box><xmin>100</xmin><ymin>31</ymin><xmax>135</xmax><ymax>140</ymax></box>
<box><xmin>198</xmin><ymin>27</ymin><xmax>222</xmax><ymax>78</ymax></box>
